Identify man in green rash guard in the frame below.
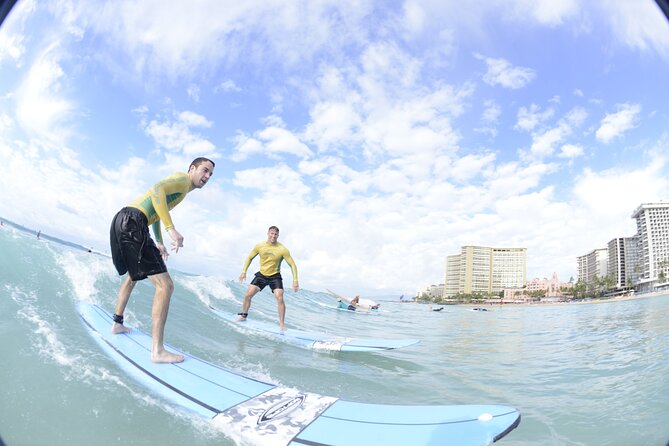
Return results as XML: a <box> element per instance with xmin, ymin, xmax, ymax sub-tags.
<box><xmin>238</xmin><ymin>226</ymin><xmax>299</xmax><ymax>331</ymax></box>
<box><xmin>109</xmin><ymin>157</ymin><xmax>215</xmax><ymax>364</ymax></box>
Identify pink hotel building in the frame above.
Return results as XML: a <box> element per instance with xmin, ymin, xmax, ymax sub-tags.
<box><xmin>503</xmin><ymin>272</ymin><xmax>573</xmax><ymax>302</ymax></box>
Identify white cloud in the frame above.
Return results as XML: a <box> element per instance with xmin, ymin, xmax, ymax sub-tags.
<box><xmin>572</xmin><ymin>158</ymin><xmax>669</xmax><ymax>239</ymax></box>
<box><xmin>0</xmin><ymin>0</ymin><xmax>36</xmax><ymax>66</ymax></box>
<box><xmin>450</xmin><ymin>153</ymin><xmax>496</xmax><ymax>183</ymax></box>
<box><xmin>215</xmin><ymin>79</ymin><xmax>241</xmax><ymax>93</ymax></box>
<box><xmin>402</xmin><ymin>1</ymin><xmax>427</xmax><ymax>35</ymax></box>
<box><xmin>474</xmin><ymin>100</ymin><xmax>501</xmax><ymax>138</ymax></box>
<box><xmin>507</xmin><ymin>0</ymin><xmax>580</xmax><ymax>26</ymax></box>
<box><xmin>531</xmin><ymin>124</ymin><xmax>570</xmax><ymax>157</ymax></box>
<box><xmin>232</xmin><ymin>118</ymin><xmax>313</xmax><ymax>162</ymax></box>
<box><xmin>187</xmin><ymin>84</ymin><xmax>200</xmax><ymax>102</ymax></box>
<box><xmin>595</xmin><ymin>103</ymin><xmax>641</xmax><ymax>144</ymax></box>
<box><xmin>525</xmin><ymin>106</ymin><xmax>588</xmax><ymax>159</ymax></box>
<box><xmin>515</xmin><ymin>104</ymin><xmax>555</xmax><ymax>132</ymax></box>
<box><xmin>481</xmin><ymin>100</ymin><xmax>501</xmax><ymax>124</ymax></box>
<box><xmin>475</xmin><ymin>53</ymin><xmax>536</xmax><ymax>89</ymax></box>
<box><xmin>232</xmin><ymin>163</ymin><xmax>310</xmax><ymax>199</ymax></box>
<box><xmin>303</xmin><ymin>101</ymin><xmax>362</xmax><ymax>153</ymax></box>
<box><xmin>88</xmin><ymin>1</ymin><xmax>376</xmax><ymax>81</ymax></box>
<box><xmin>0</xmin><ymin>113</ymin><xmax>13</xmax><ymax>133</ymax></box>
<box><xmin>14</xmin><ymin>42</ymin><xmax>76</xmax><ymax>145</ymax></box>
<box><xmin>144</xmin><ymin>110</ymin><xmax>217</xmax><ymax>158</ymax></box>
<box><xmin>486</xmin><ymin>161</ymin><xmax>558</xmax><ymax>199</ymax></box>
<box><xmin>600</xmin><ymin>0</ymin><xmax>669</xmax><ymax>59</ymax></box>
<box><xmin>558</xmin><ymin>143</ymin><xmax>584</xmax><ymax>159</ymax></box>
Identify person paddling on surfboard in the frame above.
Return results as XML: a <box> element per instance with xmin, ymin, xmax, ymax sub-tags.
<box><xmin>109</xmin><ymin>157</ymin><xmax>215</xmax><ymax>364</ymax></box>
<box><xmin>347</xmin><ymin>295</ymin><xmax>360</xmax><ymax>311</ymax></box>
<box><xmin>238</xmin><ymin>226</ymin><xmax>299</xmax><ymax>331</ymax></box>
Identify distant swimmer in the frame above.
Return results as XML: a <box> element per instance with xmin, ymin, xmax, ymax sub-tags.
<box><xmin>238</xmin><ymin>226</ymin><xmax>298</xmax><ymax>331</ymax></box>
<box><xmin>36</xmin><ymin>230</ymin><xmax>41</xmax><ymax>239</ymax></box>
<box><xmin>109</xmin><ymin>157</ymin><xmax>215</xmax><ymax>364</ymax></box>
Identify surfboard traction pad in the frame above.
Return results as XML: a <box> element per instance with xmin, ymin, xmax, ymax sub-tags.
<box><xmin>213</xmin><ymin>387</ymin><xmax>337</xmax><ymax>445</ymax></box>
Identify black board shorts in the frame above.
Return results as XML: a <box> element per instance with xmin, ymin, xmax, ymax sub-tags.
<box><xmin>250</xmin><ymin>272</ymin><xmax>284</xmax><ymax>291</ymax></box>
<box><xmin>110</xmin><ymin>207</ymin><xmax>167</xmax><ymax>281</ymax></box>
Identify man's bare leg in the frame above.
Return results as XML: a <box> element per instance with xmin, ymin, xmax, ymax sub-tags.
<box><xmin>274</xmin><ymin>289</ymin><xmax>286</xmax><ymax>331</ymax></box>
<box><xmin>147</xmin><ymin>272</ymin><xmax>184</xmax><ymax>363</ymax></box>
<box><xmin>238</xmin><ymin>285</ymin><xmax>260</xmax><ymax>321</ymax></box>
<box><xmin>112</xmin><ymin>276</ymin><xmax>135</xmax><ymax>334</ymax></box>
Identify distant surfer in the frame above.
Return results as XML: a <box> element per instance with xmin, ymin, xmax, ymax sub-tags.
<box><xmin>109</xmin><ymin>157</ymin><xmax>215</xmax><ymax>363</ymax></box>
<box><xmin>347</xmin><ymin>295</ymin><xmax>360</xmax><ymax>311</ymax></box>
<box><xmin>238</xmin><ymin>226</ymin><xmax>299</xmax><ymax>331</ymax></box>
<box><xmin>36</xmin><ymin>230</ymin><xmax>41</xmax><ymax>239</ymax></box>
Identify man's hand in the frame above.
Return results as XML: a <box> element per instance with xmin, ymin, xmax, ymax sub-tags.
<box><xmin>167</xmin><ymin>228</ymin><xmax>184</xmax><ymax>253</ymax></box>
<box><xmin>156</xmin><ymin>242</ymin><xmax>169</xmax><ymax>262</ymax></box>
<box><xmin>293</xmin><ymin>281</ymin><xmax>299</xmax><ymax>292</ymax></box>
<box><xmin>239</xmin><ymin>273</ymin><xmax>246</xmax><ymax>283</ymax></box>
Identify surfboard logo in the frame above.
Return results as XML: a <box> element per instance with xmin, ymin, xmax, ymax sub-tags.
<box><xmin>258</xmin><ymin>395</ymin><xmax>305</xmax><ymax>424</ymax></box>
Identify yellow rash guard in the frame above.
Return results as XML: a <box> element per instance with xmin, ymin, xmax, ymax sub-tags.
<box><xmin>241</xmin><ymin>241</ymin><xmax>298</xmax><ymax>283</ymax></box>
<box><xmin>129</xmin><ymin>172</ymin><xmax>194</xmax><ymax>244</ymax></box>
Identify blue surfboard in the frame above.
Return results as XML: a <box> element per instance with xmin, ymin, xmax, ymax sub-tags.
<box><xmin>79</xmin><ymin>304</ymin><xmax>521</xmax><ymax>446</ymax></box>
<box><xmin>209</xmin><ymin>305</ymin><xmax>420</xmax><ymax>352</ymax></box>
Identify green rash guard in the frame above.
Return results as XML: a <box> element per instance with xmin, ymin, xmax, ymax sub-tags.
<box><xmin>129</xmin><ymin>172</ymin><xmax>194</xmax><ymax>244</ymax></box>
<box><xmin>241</xmin><ymin>241</ymin><xmax>299</xmax><ymax>284</ymax></box>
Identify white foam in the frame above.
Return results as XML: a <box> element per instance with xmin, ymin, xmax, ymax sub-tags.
<box><xmin>53</xmin><ymin>250</ymin><xmax>116</xmax><ymax>304</ymax></box>
<box><xmin>177</xmin><ymin>274</ymin><xmax>237</xmax><ymax>307</ymax></box>
<box><xmin>10</xmin><ymin>286</ymin><xmax>78</xmax><ymax>368</ymax></box>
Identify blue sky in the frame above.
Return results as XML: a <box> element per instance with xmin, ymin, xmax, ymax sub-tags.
<box><xmin>1</xmin><ymin>0</ymin><xmax>669</xmax><ymax>296</ymax></box>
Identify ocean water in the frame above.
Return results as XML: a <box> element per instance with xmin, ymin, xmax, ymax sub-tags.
<box><xmin>1</xmin><ymin>225</ymin><xmax>668</xmax><ymax>446</ymax></box>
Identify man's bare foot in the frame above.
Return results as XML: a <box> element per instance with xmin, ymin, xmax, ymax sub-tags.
<box><xmin>237</xmin><ymin>314</ymin><xmax>247</xmax><ymax>322</ymax></box>
<box><xmin>111</xmin><ymin>323</ymin><xmax>132</xmax><ymax>334</ymax></box>
<box><xmin>279</xmin><ymin>323</ymin><xmax>286</xmax><ymax>332</ymax></box>
<box><xmin>151</xmin><ymin>350</ymin><xmax>185</xmax><ymax>363</ymax></box>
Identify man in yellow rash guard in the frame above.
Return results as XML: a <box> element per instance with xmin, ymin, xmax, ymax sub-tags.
<box><xmin>238</xmin><ymin>226</ymin><xmax>299</xmax><ymax>331</ymax></box>
<box><xmin>109</xmin><ymin>157</ymin><xmax>215</xmax><ymax>364</ymax></box>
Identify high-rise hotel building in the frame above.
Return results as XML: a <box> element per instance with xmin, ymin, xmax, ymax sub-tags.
<box><xmin>607</xmin><ymin>236</ymin><xmax>640</xmax><ymax>289</ymax></box>
<box><xmin>631</xmin><ymin>202</ymin><xmax>669</xmax><ymax>291</ymax></box>
<box><xmin>577</xmin><ymin>202</ymin><xmax>669</xmax><ymax>292</ymax></box>
<box><xmin>444</xmin><ymin>246</ymin><xmax>526</xmax><ymax>297</ymax></box>
<box><xmin>576</xmin><ymin>248</ymin><xmax>608</xmax><ymax>285</ymax></box>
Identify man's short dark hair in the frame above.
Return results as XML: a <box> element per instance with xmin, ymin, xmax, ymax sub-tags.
<box><xmin>268</xmin><ymin>226</ymin><xmax>279</xmax><ymax>232</ymax></box>
<box><xmin>189</xmin><ymin>157</ymin><xmax>215</xmax><ymax>170</ymax></box>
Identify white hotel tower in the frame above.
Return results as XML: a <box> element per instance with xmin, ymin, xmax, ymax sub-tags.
<box><xmin>631</xmin><ymin>202</ymin><xmax>669</xmax><ymax>291</ymax></box>
<box><xmin>444</xmin><ymin>246</ymin><xmax>526</xmax><ymax>297</ymax></box>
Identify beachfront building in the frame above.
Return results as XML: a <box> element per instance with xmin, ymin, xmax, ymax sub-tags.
<box><xmin>418</xmin><ymin>284</ymin><xmax>444</xmax><ymax>300</ymax></box>
<box><xmin>503</xmin><ymin>272</ymin><xmax>573</xmax><ymax>302</ymax></box>
<box><xmin>607</xmin><ymin>236</ymin><xmax>641</xmax><ymax>289</ymax></box>
<box><xmin>631</xmin><ymin>202</ymin><xmax>669</xmax><ymax>292</ymax></box>
<box><xmin>576</xmin><ymin>248</ymin><xmax>608</xmax><ymax>286</ymax></box>
<box><xmin>443</xmin><ymin>246</ymin><xmax>526</xmax><ymax>297</ymax></box>
<box><xmin>444</xmin><ymin>254</ymin><xmax>461</xmax><ymax>296</ymax></box>
<box><xmin>526</xmin><ymin>272</ymin><xmax>571</xmax><ymax>297</ymax></box>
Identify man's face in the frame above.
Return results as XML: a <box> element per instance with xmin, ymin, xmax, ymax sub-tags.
<box><xmin>267</xmin><ymin>229</ymin><xmax>279</xmax><ymax>243</ymax></box>
<box><xmin>190</xmin><ymin>161</ymin><xmax>214</xmax><ymax>189</ymax></box>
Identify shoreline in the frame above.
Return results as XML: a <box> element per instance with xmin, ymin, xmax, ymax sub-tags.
<box><xmin>453</xmin><ymin>291</ymin><xmax>669</xmax><ymax>307</ymax></box>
